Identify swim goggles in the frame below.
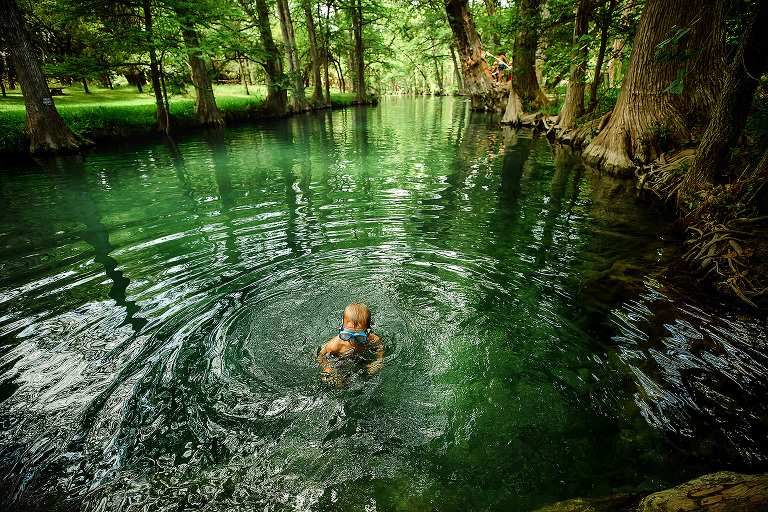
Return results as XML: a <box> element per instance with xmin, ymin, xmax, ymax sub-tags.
<box><xmin>338</xmin><ymin>323</ymin><xmax>371</xmax><ymax>343</ymax></box>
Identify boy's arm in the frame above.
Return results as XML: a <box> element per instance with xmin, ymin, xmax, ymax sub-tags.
<box><xmin>366</xmin><ymin>335</ymin><xmax>385</xmax><ymax>374</ymax></box>
<box><xmin>318</xmin><ymin>343</ymin><xmax>333</xmax><ymax>368</ymax></box>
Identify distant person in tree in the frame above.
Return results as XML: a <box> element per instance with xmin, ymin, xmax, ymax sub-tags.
<box><xmin>317</xmin><ymin>303</ymin><xmax>384</xmax><ymax>388</ymax></box>
<box><xmin>488</xmin><ymin>52</ymin><xmax>510</xmax><ymax>84</ymax></box>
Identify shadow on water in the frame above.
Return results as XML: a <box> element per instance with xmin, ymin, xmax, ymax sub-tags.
<box><xmin>36</xmin><ymin>154</ymin><xmax>148</xmax><ymax>333</ymax></box>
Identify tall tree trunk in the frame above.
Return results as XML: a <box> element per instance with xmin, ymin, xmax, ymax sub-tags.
<box><xmin>143</xmin><ymin>0</ymin><xmax>168</xmax><ymax>133</ymax></box>
<box><xmin>238</xmin><ymin>53</ymin><xmax>250</xmax><ymax>95</ymax></box>
<box><xmin>0</xmin><ymin>0</ymin><xmax>89</xmax><ymax>153</ymax></box>
<box><xmin>586</xmin><ymin>0</ymin><xmax>616</xmax><ymax>114</ymax></box>
<box><xmin>582</xmin><ymin>0</ymin><xmax>727</xmax><ymax>173</ymax></box>
<box><xmin>276</xmin><ymin>0</ymin><xmax>310</xmax><ymax>112</ymax></box>
<box><xmin>555</xmin><ymin>0</ymin><xmax>590</xmax><ymax>132</ymax></box>
<box><xmin>432</xmin><ymin>42</ymin><xmax>444</xmax><ymax>95</ymax></box>
<box><xmin>444</xmin><ymin>0</ymin><xmax>503</xmax><ymax>111</ymax></box>
<box><xmin>81</xmin><ymin>78</ymin><xmax>90</xmax><ymax>94</ymax></box>
<box><xmin>679</xmin><ymin>1</ymin><xmax>768</xmax><ymax>206</ymax></box>
<box><xmin>0</xmin><ymin>53</ymin><xmax>6</xmax><ymax>97</ymax></box>
<box><xmin>513</xmin><ymin>0</ymin><xmax>548</xmax><ymax>105</ymax></box>
<box><xmin>449</xmin><ymin>45</ymin><xmax>466</xmax><ymax>95</ymax></box>
<box><xmin>351</xmin><ymin>0</ymin><xmax>367</xmax><ymax>104</ymax></box>
<box><xmin>303</xmin><ymin>1</ymin><xmax>324</xmax><ymax>107</ymax></box>
<box><xmin>323</xmin><ymin>6</ymin><xmax>332</xmax><ymax>106</ymax></box>
<box><xmin>240</xmin><ymin>0</ymin><xmax>287</xmax><ymax>115</ymax></box>
<box><xmin>324</xmin><ymin>47</ymin><xmax>331</xmax><ymax>106</ymax></box>
<box><xmin>180</xmin><ymin>22</ymin><xmax>224</xmax><ymax>125</ymax></box>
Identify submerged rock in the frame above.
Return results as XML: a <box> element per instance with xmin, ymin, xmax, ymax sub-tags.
<box><xmin>532</xmin><ymin>472</ymin><xmax>768</xmax><ymax>512</ymax></box>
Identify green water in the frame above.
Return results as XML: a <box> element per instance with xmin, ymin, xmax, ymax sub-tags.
<box><xmin>1</xmin><ymin>97</ymin><xmax>767</xmax><ymax>511</ymax></box>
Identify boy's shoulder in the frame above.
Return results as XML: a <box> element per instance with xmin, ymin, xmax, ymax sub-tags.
<box><xmin>323</xmin><ymin>335</ymin><xmax>346</xmax><ymax>352</ymax></box>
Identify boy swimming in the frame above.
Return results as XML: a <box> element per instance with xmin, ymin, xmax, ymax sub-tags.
<box><xmin>317</xmin><ymin>303</ymin><xmax>384</xmax><ymax>387</ymax></box>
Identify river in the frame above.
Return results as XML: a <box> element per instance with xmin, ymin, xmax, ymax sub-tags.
<box><xmin>0</xmin><ymin>96</ymin><xmax>766</xmax><ymax>511</ymax></box>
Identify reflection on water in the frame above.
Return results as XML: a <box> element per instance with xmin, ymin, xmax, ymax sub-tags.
<box><xmin>0</xmin><ymin>97</ymin><xmax>766</xmax><ymax>511</ymax></box>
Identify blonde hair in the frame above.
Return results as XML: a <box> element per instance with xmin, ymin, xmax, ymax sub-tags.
<box><xmin>343</xmin><ymin>303</ymin><xmax>371</xmax><ymax>329</ymax></box>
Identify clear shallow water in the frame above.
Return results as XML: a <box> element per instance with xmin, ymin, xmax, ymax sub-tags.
<box><xmin>0</xmin><ymin>97</ymin><xmax>766</xmax><ymax>511</ymax></box>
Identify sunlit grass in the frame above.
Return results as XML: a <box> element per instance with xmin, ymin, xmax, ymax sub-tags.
<box><xmin>0</xmin><ymin>84</ymin><xmax>354</xmax><ymax>154</ymax></box>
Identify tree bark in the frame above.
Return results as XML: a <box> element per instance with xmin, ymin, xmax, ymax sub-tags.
<box><xmin>242</xmin><ymin>0</ymin><xmax>287</xmax><ymax>115</ymax></box>
<box><xmin>513</xmin><ymin>0</ymin><xmax>548</xmax><ymax>105</ymax></box>
<box><xmin>555</xmin><ymin>0</ymin><xmax>590</xmax><ymax>133</ymax></box>
<box><xmin>350</xmin><ymin>0</ymin><xmax>367</xmax><ymax>104</ymax></box>
<box><xmin>276</xmin><ymin>0</ymin><xmax>310</xmax><ymax>112</ymax></box>
<box><xmin>180</xmin><ymin>23</ymin><xmax>224</xmax><ymax>126</ymax></box>
<box><xmin>182</xmin><ymin>31</ymin><xmax>224</xmax><ymax>125</ymax></box>
<box><xmin>303</xmin><ymin>1</ymin><xmax>324</xmax><ymax>107</ymax></box>
<box><xmin>586</xmin><ymin>0</ymin><xmax>616</xmax><ymax>114</ymax></box>
<box><xmin>582</xmin><ymin>0</ymin><xmax>727</xmax><ymax>173</ymax></box>
<box><xmin>444</xmin><ymin>0</ymin><xmax>503</xmax><ymax>111</ymax></box>
<box><xmin>0</xmin><ymin>0</ymin><xmax>89</xmax><ymax>153</ymax></box>
<box><xmin>501</xmin><ymin>84</ymin><xmax>524</xmax><ymax>125</ymax></box>
<box><xmin>142</xmin><ymin>0</ymin><xmax>168</xmax><ymax>133</ymax></box>
<box><xmin>679</xmin><ymin>1</ymin><xmax>768</xmax><ymax>206</ymax></box>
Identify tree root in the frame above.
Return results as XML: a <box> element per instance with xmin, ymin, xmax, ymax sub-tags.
<box><xmin>635</xmin><ymin>151</ymin><xmax>768</xmax><ymax>308</ymax></box>
<box><xmin>683</xmin><ymin>218</ymin><xmax>766</xmax><ymax>307</ymax></box>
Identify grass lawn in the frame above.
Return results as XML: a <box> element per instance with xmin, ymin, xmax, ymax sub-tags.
<box><xmin>0</xmin><ymin>84</ymin><xmax>356</xmax><ymax>155</ymax></box>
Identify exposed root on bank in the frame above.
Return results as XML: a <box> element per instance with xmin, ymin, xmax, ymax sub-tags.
<box><xmin>636</xmin><ymin>154</ymin><xmax>768</xmax><ymax>308</ymax></box>
<box><xmin>635</xmin><ymin>148</ymin><xmax>695</xmax><ymax>205</ymax></box>
<box><xmin>682</xmin><ymin>219</ymin><xmax>766</xmax><ymax>307</ymax></box>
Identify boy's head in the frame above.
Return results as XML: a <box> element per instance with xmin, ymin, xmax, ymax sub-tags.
<box><xmin>342</xmin><ymin>303</ymin><xmax>371</xmax><ymax>330</ymax></box>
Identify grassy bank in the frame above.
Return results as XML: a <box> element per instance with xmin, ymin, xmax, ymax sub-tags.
<box><xmin>0</xmin><ymin>84</ymin><xmax>356</xmax><ymax>155</ymax></box>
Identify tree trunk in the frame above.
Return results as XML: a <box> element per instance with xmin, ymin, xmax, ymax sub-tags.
<box><xmin>555</xmin><ymin>0</ymin><xmax>590</xmax><ymax>132</ymax></box>
<box><xmin>0</xmin><ymin>53</ymin><xmax>6</xmax><ymax>97</ymax></box>
<box><xmin>586</xmin><ymin>0</ymin><xmax>616</xmax><ymax>114</ymax></box>
<box><xmin>238</xmin><ymin>54</ymin><xmax>250</xmax><ymax>95</ymax></box>
<box><xmin>323</xmin><ymin>7</ymin><xmax>332</xmax><ymax>106</ymax></box>
<box><xmin>81</xmin><ymin>78</ymin><xmax>90</xmax><ymax>94</ymax></box>
<box><xmin>303</xmin><ymin>1</ymin><xmax>324</xmax><ymax>107</ymax></box>
<box><xmin>180</xmin><ymin>23</ymin><xmax>224</xmax><ymax>125</ymax></box>
<box><xmin>432</xmin><ymin>42</ymin><xmax>444</xmax><ymax>95</ymax></box>
<box><xmin>582</xmin><ymin>0</ymin><xmax>727</xmax><ymax>173</ymax></box>
<box><xmin>324</xmin><ymin>47</ymin><xmax>331</xmax><ymax>106</ymax></box>
<box><xmin>679</xmin><ymin>1</ymin><xmax>768</xmax><ymax>206</ymax></box>
<box><xmin>143</xmin><ymin>0</ymin><xmax>168</xmax><ymax>133</ymax></box>
<box><xmin>240</xmin><ymin>0</ymin><xmax>287</xmax><ymax>115</ymax></box>
<box><xmin>501</xmin><ymin>84</ymin><xmax>524</xmax><ymax>125</ymax></box>
<box><xmin>276</xmin><ymin>0</ymin><xmax>310</xmax><ymax>112</ymax></box>
<box><xmin>444</xmin><ymin>0</ymin><xmax>503</xmax><ymax>111</ymax></box>
<box><xmin>513</xmin><ymin>0</ymin><xmax>548</xmax><ymax>105</ymax></box>
<box><xmin>0</xmin><ymin>0</ymin><xmax>89</xmax><ymax>153</ymax></box>
<box><xmin>350</xmin><ymin>0</ymin><xmax>367</xmax><ymax>104</ymax></box>
<box><xmin>449</xmin><ymin>45</ymin><xmax>466</xmax><ymax>95</ymax></box>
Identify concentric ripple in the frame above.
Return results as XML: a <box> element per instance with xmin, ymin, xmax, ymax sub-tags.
<box><xmin>0</xmin><ymin>97</ymin><xmax>766</xmax><ymax>512</ymax></box>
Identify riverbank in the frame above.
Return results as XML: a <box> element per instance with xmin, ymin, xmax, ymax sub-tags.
<box><xmin>501</xmin><ymin>90</ymin><xmax>768</xmax><ymax>310</ymax></box>
<box><xmin>0</xmin><ymin>85</ymin><xmax>358</xmax><ymax>156</ymax></box>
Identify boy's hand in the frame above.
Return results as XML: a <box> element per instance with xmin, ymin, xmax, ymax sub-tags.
<box><xmin>366</xmin><ymin>360</ymin><xmax>383</xmax><ymax>374</ymax></box>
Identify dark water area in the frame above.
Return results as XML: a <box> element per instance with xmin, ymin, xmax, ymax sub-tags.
<box><xmin>0</xmin><ymin>96</ymin><xmax>766</xmax><ymax>511</ymax></box>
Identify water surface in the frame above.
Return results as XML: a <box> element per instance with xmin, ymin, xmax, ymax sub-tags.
<box><xmin>1</xmin><ymin>97</ymin><xmax>767</xmax><ymax>511</ymax></box>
